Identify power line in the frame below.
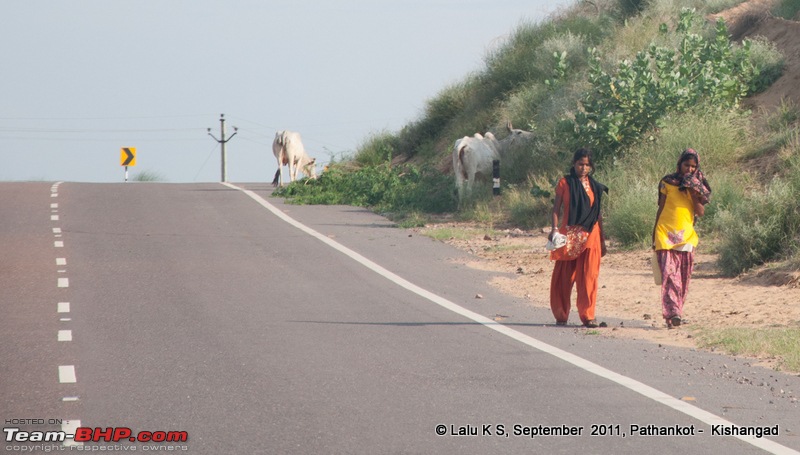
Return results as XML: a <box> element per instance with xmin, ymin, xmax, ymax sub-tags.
<box><xmin>0</xmin><ymin>136</ymin><xmax>207</xmax><ymax>143</ymax></box>
<box><xmin>0</xmin><ymin>127</ymin><xmax>203</xmax><ymax>134</ymax></box>
<box><xmin>0</xmin><ymin>114</ymin><xmax>215</xmax><ymax>121</ymax></box>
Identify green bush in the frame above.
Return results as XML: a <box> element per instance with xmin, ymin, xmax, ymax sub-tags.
<box><xmin>603</xmin><ymin>180</ymin><xmax>657</xmax><ymax>247</ymax></box>
<box><xmin>696</xmin><ymin>171</ymin><xmax>747</xmax><ymax>232</ymax></box>
<box><xmin>570</xmin><ymin>9</ymin><xmax>774</xmax><ymax>161</ymax></box>
<box><xmin>355</xmin><ymin>131</ymin><xmax>397</xmax><ymax>166</ymax></box>
<box><xmin>716</xmin><ymin>171</ymin><xmax>800</xmax><ymax>275</ymax></box>
<box><xmin>274</xmin><ymin>162</ymin><xmax>457</xmax><ymax>215</ymax></box>
<box><xmin>740</xmin><ymin>36</ymin><xmax>785</xmax><ymax>94</ymax></box>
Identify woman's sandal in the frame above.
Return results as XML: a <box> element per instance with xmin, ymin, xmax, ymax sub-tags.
<box><xmin>670</xmin><ymin>316</ymin><xmax>682</xmax><ymax>327</ymax></box>
<box><xmin>583</xmin><ymin>320</ymin><xmax>599</xmax><ymax>328</ymax></box>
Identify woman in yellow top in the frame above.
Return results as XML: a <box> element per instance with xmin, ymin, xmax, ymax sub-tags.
<box><xmin>652</xmin><ymin>148</ymin><xmax>711</xmax><ymax>328</ymax></box>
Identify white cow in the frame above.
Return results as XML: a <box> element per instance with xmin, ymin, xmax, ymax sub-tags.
<box><xmin>272</xmin><ymin>130</ymin><xmax>317</xmax><ymax>186</ymax></box>
<box><xmin>453</xmin><ymin>122</ymin><xmax>533</xmax><ymax>200</ymax></box>
<box><xmin>453</xmin><ymin>132</ymin><xmax>501</xmax><ymax>201</ymax></box>
<box><xmin>500</xmin><ymin>121</ymin><xmax>535</xmax><ymax>150</ymax></box>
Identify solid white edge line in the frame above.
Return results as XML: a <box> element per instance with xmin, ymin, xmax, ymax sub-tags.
<box><xmin>58</xmin><ymin>365</ymin><xmax>76</xmax><ymax>383</ymax></box>
<box><xmin>222</xmin><ymin>182</ymin><xmax>797</xmax><ymax>455</ymax></box>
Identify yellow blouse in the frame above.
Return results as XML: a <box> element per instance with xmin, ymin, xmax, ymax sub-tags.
<box><xmin>654</xmin><ymin>182</ymin><xmax>698</xmax><ymax>251</ymax></box>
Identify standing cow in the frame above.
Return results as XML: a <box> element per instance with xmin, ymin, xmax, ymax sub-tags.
<box><xmin>453</xmin><ymin>122</ymin><xmax>533</xmax><ymax>200</ymax></box>
<box><xmin>453</xmin><ymin>132</ymin><xmax>501</xmax><ymax>201</ymax></box>
<box><xmin>272</xmin><ymin>130</ymin><xmax>317</xmax><ymax>186</ymax></box>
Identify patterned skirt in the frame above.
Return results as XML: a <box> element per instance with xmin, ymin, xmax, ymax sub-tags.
<box><xmin>656</xmin><ymin>249</ymin><xmax>694</xmax><ymax>320</ymax></box>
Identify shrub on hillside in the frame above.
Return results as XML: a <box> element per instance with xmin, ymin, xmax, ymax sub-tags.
<box><xmin>274</xmin><ymin>162</ymin><xmax>457</xmax><ymax>214</ymax></box>
<box><xmin>715</xmin><ymin>159</ymin><xmax>800</xmax><ymax>275</ymax></box>
<box><xmin>568</xmin><ymin>9</ymin><xmax>782</xmax><ymax>161</ymax></box>
<box><xmin>356</xmin><ymin>131</ymin><xmax>398</xmax><ymax>167</ymax></box>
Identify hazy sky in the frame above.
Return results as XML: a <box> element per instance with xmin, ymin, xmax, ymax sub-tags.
<box><xmin>1</xmin><ymin>0</ymin><xmax>573</xmax><ymax>183</ymax></box>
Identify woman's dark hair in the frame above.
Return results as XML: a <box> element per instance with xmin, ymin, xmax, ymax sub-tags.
<box><xmin>570</xmin><ymin>147</ymin><xmax>594</xmax><ymax>175</ymax></box>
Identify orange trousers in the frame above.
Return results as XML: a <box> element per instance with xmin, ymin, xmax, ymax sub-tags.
<box><xmin>550</xmin><ymin>246</ymin><xmax>601</xmax><ymax>324</ymax></box>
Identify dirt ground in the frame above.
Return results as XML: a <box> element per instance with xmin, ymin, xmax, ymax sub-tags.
<box><xmin>418</xmin><ymin>224</ymin><xmax>800</xmax><ymax>353</ymax></box>
<box><xmin>415</xmin><ymin>0</ymin><xmax>800</xmax><ymax>368</ymax></box>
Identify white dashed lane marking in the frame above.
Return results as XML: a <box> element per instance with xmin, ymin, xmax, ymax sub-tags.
<box><xmin>51</xmin><ymin>183</ymin><xmax>81</xmax><ymax>443</ymax></box>
<box><xmin>58</xmin><ymin>365</ymin><xmax>76</xmax><ymax>383</ymax></box>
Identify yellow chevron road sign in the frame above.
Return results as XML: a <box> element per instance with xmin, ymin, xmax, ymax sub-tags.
<box><xmin>120</xmin><ymin>147</ymin><xmax>136</xmax><ymax>166</ymax></box>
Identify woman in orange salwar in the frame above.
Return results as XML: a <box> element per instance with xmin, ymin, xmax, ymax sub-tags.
<box><xmin>548</xmin><ymin>148</ymin><xmax>608</xmax><ymax>328</ymax></box>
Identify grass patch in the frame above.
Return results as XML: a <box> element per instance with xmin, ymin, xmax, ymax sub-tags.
<box><xmin>132</xmin><ymin>170</ymin><xmax>166</xmax><ymax>182</ymax></box>
<box><xmin>393</xmin><ymin>211</ymin><xmax>429</xmax><ymax>229</ymax></box>
<box><xmin>603</xmin><ymin>180</ymin><xmax>657</xmax><ymax>248</ymax></box>
<box><xmin>696</xmin><ymin>327</ymin><xmax>800</xmax><ymax>372</ymax></box>
<box><xmin>773</xmin><ymin>0</ymin><xmax>800</xmax><ymax>19</ymax></box>
<box><xmin>714</xmin><ymin>158</ymin><xmax>800</xmax><ymax>275</ymax></box>
<box><xmin>502</xmin><ymin>185</ymin><xmax>552</xmax><ymax>230</ymax></box>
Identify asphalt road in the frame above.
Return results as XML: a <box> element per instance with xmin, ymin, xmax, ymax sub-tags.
<box><xmin>1</xmin><ymin>181</ymin><xmax>798</xmax><ymax>454</ymax></box>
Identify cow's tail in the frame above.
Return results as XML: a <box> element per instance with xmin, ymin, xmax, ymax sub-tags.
<box><xmin>272</xmin><ymin>168</ymin><xmax>281</xmax><ymax>186</ymax></box>
<box><xmin>457</xmin><ymin>144</ymin><xmax>469</xmax><ymax>181</ymax></box>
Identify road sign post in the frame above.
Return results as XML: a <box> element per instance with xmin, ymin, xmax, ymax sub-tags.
<box><xmin>120</xmin><ymin>147</ymin><xmax>136</xmax><ymax>182</ymax></box>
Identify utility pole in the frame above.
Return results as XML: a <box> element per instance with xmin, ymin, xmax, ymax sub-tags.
<box><xmin>207</xmin><ymin>113</ymin><xmax>238</xmax><ymax>182</ymax></box>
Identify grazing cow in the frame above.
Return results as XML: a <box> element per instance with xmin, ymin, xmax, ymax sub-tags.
<box><xmin>500</xmin><ymin>121</ymin><xmax>534</xmax><ymax>150</ymax></box>
<box><xmin>272</xmin><ymin>130</ymin><xmax>317</xmax><ymax>186</ymax></box>
<box><xmin>453</xmin><ymin>122</ymin><xmax>533</xmax><ymax>200</ymax></box>
<box><xmin>453</xmin><ymin>132</ymin><xmax>501</xmax><ymax>201</ymax></box>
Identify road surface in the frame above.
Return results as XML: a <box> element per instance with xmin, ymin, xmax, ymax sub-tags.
<box><xmin>1</xmin><ymin>181</ymin><xmax>798</xmax><ymax>454</ymax></box>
